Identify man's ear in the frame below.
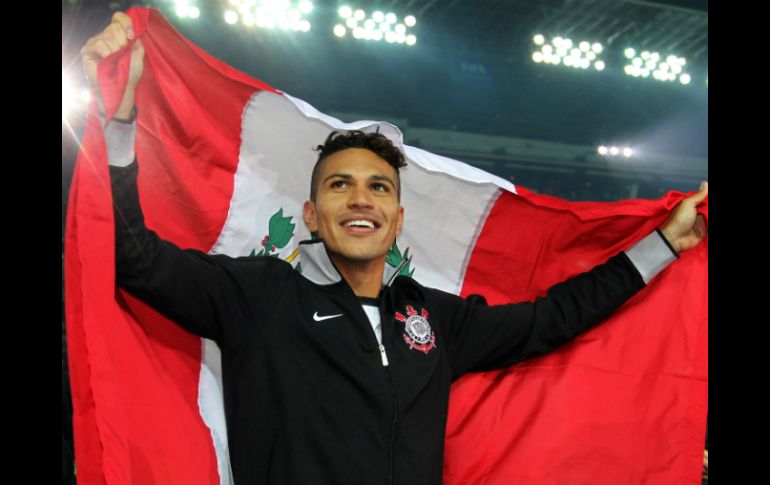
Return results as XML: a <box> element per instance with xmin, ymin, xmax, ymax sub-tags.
<box><xmin>396</xmin><ymin>206</ymin><xmax>404</xmax><ymax>237</ymax></box>
<box><xmin>303</xmin><ymin>200</ymin><xmax>318</xmax><ymax>232</ymax></box>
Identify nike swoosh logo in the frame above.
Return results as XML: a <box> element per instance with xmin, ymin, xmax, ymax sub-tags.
<box><xmin>313</xmin><ymin>312</ymin><xmax>343</xmax><ymax>322</ymax></box>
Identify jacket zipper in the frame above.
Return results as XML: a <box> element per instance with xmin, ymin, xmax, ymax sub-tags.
<box><xmin>379</xmin><ymin>344</ymin><xmax>398</xmax><ymax>485</ymax></box>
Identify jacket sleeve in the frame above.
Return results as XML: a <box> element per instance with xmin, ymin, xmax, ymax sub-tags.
<box><xmin>109</xmin><ymin>153</ymin><xmax>288</xmax><ymax>346</ymax></box>
<box><xmin>434</xmin><ymin>239</ymin><xmax>673</xmax><ymax>380</ymax></box>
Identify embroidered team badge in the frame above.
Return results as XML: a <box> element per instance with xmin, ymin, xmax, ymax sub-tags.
<box><xmin>395</xmin><ymin>305</ymin><xmax>436</xmax><ymax>354</ymax></box>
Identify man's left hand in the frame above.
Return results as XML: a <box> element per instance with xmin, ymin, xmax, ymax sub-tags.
<box><xmin>660</xmin><ymin>181</ymin><xmax>708</xmax><ymax>253</ymax></box>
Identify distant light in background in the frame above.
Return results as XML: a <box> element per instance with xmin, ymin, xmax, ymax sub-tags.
<box><xmin>224</xmin><ymin>10</ymin><xmax>238</xmax><ymax>24</ymax></box>
<box><xmin>624</xmin><ymin>49</ymin><xmax>690</xmax><ymax>84</ymax></box>
<box><xmin>532</xmin><ymin>36</ymin><xmax>605</xmax><ymax>73</ymax></box>
<box><xmin>227</xmin><ymin>1</ymin><xmax>313</xmax><ymax>31</ymax></box>
<box><xmin>338</xmin><ymin>6</ymin><xmax>416</xmax><ymax>46</ymax></box>
<box><xmin>62</xmin><ymin>72</ymin><xmax>91</xmax><ymax>120</ymax></box>
<box><xmin>62</xmin><ymin>74</ymin><xmax>74</xmax><ymax>119</ymax></box>
<box><xmin>609</xmin><ymin>146</ymin><xmax>620</xmax><ymax>156</ymax></box>
<box><xmin>174</xmin><ymin>0</ymin><xmax>201</xmax><ymax>19</ymax></box>
<box><xmin>597</xmin><ymin>145</ymin><xmax>608</xmax><ymax>155</ymax></box>
<box><xmin>622</xmin><ymin>147</ymin><xmax>633</xmax><ymax>157</ymax></box>
<box><xmin>298</xmin><ymin>0</ymin><xmax>312</xmax><ymax>13</ymax></box>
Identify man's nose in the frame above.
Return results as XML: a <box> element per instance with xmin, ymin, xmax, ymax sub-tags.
<box><xmin>347</xmin><ymin>184</ymin><xmax>374</xmax><ymax>208</ymax></box>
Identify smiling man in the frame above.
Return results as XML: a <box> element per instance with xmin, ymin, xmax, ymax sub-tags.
<box><xmin>83</xmin><ymin>12</ymin><xmax>708</xmax><ymax>485</ymax></box>
<box><xmin>304</xmin><ymin>134</ymin><xmax>406</xmax><ymax>299</ymax></box>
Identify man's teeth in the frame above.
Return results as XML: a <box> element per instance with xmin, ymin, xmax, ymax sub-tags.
<box><xmin>344</xmin><ymin>220</ymin><xmax>375</xmax><ymax>228</ymax></box>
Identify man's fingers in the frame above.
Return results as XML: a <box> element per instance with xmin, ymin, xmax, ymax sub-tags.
<box><xmin>111</xmin><ymin>11</ymin><xmax>135</xmax><ymax>38</ymax></box>
<box><xmin>694</xmin><ymin>214</ymin><xmax>707</xmax><ymax>238</ymax></box>
<box><xmin>105</xmin><ymin>22</ymin><xmax>128</xmax><ymax>48</ymax></box>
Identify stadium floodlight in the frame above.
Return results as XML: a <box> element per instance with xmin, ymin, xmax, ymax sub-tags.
<box><xmin>563</xmin><ymin>38</ymin><xmax>573</xmax><ymax>49</ymax></box>
<box><xmin>624</xmin><ymin>48</ymin><xmax>635</xmax><ymax>59</ymax></box>
<box><xmin>62</xmin><ymin>74</ymin><xmax>74</xmax><ymax>118</ymax></box>
<box><xmin>406</xmin><ymin>34</ymin><xmax>416</xmax><ymax>46</ymax></box>
<box><xmin>579</xmin><ymin>41</ymin><xmax>590</xmax><ymax>52</ymax></box>
<box><xmin>354</xmin><ymin>9</ymin><xmax>365</xmax><ymax>20</ymax></box>
<box><xmin>571</xmin><ymin>48</ymin><xmax>581</xmax><ymax>58</ymax></box>
<box><xmin>594</xmin><ymin>60</ymin><xmax>605</xmax><ymax>71</ymax></box>
<box><xmin>563</xmin><ymin>56</ymin><xmax>574</xmax><ymax>67</ymax></box>
<box><xmin>679</xmin><ymin>73</ymin><xmax>691</xmax><ymax>84</ymax></box>
<box><xmin>623</xmin><ymin>148</ymin><xmax>633</xmax><ymax>157</ymax></box>
<box><xmin>188</xmin><ymin>6</ymin><xmax>200</xmax><ymax>18</ymax></box>
<box><xmin>542</xmin><ymin>45</ymin><xmax>553</xmax><ymax>55</ymax></box>
<box><xmin>346</xmin><ymin>18</ymin><xmax>357</xmax><ymax>28</ymax></box>
<box><xmin>553</xmin><ymin>36</ymin><xmax>564</xmax><ymax>47</ymax></box>
<box><xmin>586</xmin><ymin>51</ymin><xmax>596</xmax><ymax>61</ymax></box>
<box><xmin>641</xmin><ymin>51</ymin><xmax>650</xmax><ymax>60</ymax></box>
<box><xmin>533</xmin><ymin>34</ymin><xmax>545</xmax><ymax>45</ymax></box>
<box><xmin>364</xmin><ymin>19</ymin><xmax>375</xmax><ymax>29</ymax></box>
<box><xmin>395</xmin><ymin>23</ymin><xmax>406</xmax><ymax>34</ymax></box>
<box><xmin>372</xmin><ymin>11</ymin><xmax>384</xmax><ymax>22</ymax></box>
<box><xmin>404</xmin><ymin>15</ymin><xmax>416</xmax><ymax>27</ymax></box>
<box><xmin>597</xmin><ymin>145</ymin><xmax>609</xmax><ymax>155</ymax></box>
<box><xmin>300</xmin><ymin>20</ymin><xmax>310</xmax><ymax>32</ymax></box>
<box><xmin>385</xmin><ymin>12</ymin><xmax>396</xmax><ymax>23</ymax></box>
<box><xmin>339</xmin><ymin>5</ymin><xmax>352</xmax><ymax>18</ymax></box>
<box><xmin>609</xmin><ymin>146</ymin><xmax>619</xmax><ymax>155</ymax></box>
<box><xmin>632</xmin><ymin>58</ymin><xmax>642</xmax><ymax>67</ymax></box>
<box><xmin>641</xmin><ymin>69</ymin><xmax>650</xmax><ymax>77</ymax></box>
<box><xmin>299</xmin><ymin>0</ymin><xmax>312</xmax><ymax>14</ymax></box>
<box><xmin>334</xmin><ymin>24</ymin><xmax>346</xmax><ymax>37</ymax></box>
<box><xmin>532</xmin><ymin>52</ymin><xmax>544</xmax><ymax>63</ymax></box>
<box><xmin>556</xmin><ymin>46</ymin><xmax>568</xmax><ymax>57</ymax></box>
<box><xmin>591</xmin><ymin>43</ymin><xmax>603</xmax><ymax>53</ymax></box>
<box><xmin>580</xmin><ymin>59</ymin><xmax>590</xmax><ymax>69</ymax></box>
<box><xmin>353</xmin><ymin>27</ymin><xmax>364</xmax><ymax>38</ymax></box>
<box><xmin>224</xmin><ymin>10</ymin><xmax>239</xmax><ymax>24</ymax></box>
<box><xmin>385</xmin><ymin>31</ymin><xmax>396</xmax><ymax>43</ymax></box>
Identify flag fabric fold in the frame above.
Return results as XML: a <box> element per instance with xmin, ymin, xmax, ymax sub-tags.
<box><xmin>65</xmin><ymin>8</ymin><xmax>707</xmax><ymax>485</ymax></box>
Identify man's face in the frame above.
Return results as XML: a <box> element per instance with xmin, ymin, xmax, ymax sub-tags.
<box><xmin>303</xmin><ymin>148</ymin><xmax>404</xmax><ymax>267</ymax></box>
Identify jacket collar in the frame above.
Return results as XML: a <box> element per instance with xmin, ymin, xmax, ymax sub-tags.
<box><xmin>298</xmin><ymin>239</ymin><xmax>407</xmax><ymax>288</ymax></box>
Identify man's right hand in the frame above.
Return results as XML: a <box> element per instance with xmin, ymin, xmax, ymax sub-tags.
<box><xmin>80</xmin><ymin>12</ymin><xmax>144</xmax><ymax>119</ymax></box>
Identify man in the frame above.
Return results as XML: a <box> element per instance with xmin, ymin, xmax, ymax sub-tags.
<box><xmin>81</xmin><ymin>12</ymin><xmax>708</xmax><ymax>485</ymax></box>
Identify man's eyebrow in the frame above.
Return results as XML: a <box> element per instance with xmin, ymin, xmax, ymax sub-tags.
<box><xmin>370</xmin><ymin>174</ymin><xmax>396</xmax><ymax>189</ymax></box>
<box><xmin>322</xmin><ymin>173</ymin><xmax>396</xmax><ymax>189</ymax></box>
<box><xmin>322</xmin><ymin>173</ymin><xmax>353</xmax><ymax>184</ymax></box>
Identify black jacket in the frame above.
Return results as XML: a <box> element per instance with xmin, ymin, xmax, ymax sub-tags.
<box><xmin>111</xmin><ymin>161</ymin><xmax>647</xmax><ymax>485</ymax></box>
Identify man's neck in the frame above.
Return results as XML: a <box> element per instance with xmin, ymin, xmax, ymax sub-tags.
<box><xmin>330</xmin><ymin>255</ymin><xmax>385</xmax><ymax>298</ymax></box>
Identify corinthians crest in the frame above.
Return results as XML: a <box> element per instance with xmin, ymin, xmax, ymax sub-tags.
<box><xmin>395</xmin><ymin>305</ymin><xmax>436</xmax><ymax>354</ymax></box>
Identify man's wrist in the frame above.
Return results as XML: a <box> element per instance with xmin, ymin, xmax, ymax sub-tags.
<box><xmin>657</xmin><ymin>228</ymin><xmax>680</xmax><ymax>255</ymax></box>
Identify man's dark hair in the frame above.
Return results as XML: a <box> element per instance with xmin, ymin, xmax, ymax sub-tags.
<box><xmin>310</xmin><ymin>130</ymin><xmax>407</xmax><ymax>201</ymax></box>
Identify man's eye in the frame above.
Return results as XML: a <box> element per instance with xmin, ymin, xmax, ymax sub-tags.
<box><xmin>372</xmin><ymin>183</ymin><xmax>389</xmax><ymax>192</ymax></box>
<box><xmin>331</xmin><ymin>181</ymin><xmax>348</xmax><ymax>189</ymax></box>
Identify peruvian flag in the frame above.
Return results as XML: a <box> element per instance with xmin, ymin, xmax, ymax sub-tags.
<box><xmin>65</xmin><ymin>8</ymin><xmax>708</xmax><ymax>485</ymax></box>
